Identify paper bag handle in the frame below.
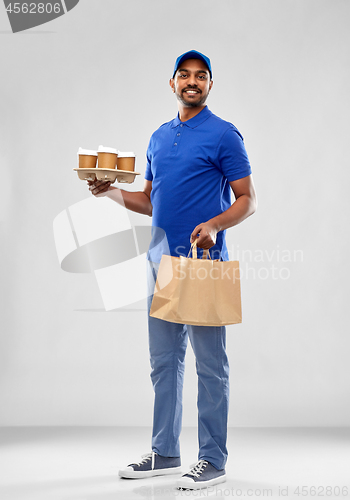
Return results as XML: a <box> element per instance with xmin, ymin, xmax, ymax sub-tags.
<box><xmin>187</xmin><ymin>240</ymin><xmax>198</xmax><ymax>259</ymax></box>
<box><xmin>187</xmin><ymin>240</ymin><xmax>212</xmax><ymax>260</ymax></box>
<box><xmin>202</xmin><ymin>249</ymin><xmax>211</xmax><ymax>260</ymax></box>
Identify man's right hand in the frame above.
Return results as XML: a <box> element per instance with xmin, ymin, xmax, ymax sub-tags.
<box><xmin>87</xmin><ymin>179</ymin><xmax>111</xmax><ymax>197</ymax></box>
<box><xmin>86</xmin><ymin>178</ymin><xmax>152</xmax><ymax>216</ymax></box>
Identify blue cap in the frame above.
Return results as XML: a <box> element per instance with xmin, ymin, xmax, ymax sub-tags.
<box><xmin>173</xmin><ymin>50</ymin><xmax>212</xmax><ymax>79</ymax></box>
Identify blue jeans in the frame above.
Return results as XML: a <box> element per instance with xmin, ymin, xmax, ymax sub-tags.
<box><xmin>147</xmin><ymin>261</ymin><xmax>229</xmax><ymax>470</ymax></box>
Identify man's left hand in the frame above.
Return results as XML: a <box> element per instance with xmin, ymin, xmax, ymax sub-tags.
<box><xmin>190</xmin><ymin>221</ymin><xmax>218</xmax><ymax>249</ymax></box>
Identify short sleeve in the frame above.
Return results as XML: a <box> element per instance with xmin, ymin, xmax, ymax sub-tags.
<box><xmin>216</xmin><ymin>126</ymin><xmax>252</xmax><ymax>182</ymax></box>
<box><xmin>144</xmin><ymin>137</ymin><xmax>153</xmax><ymax>181</ymax></box>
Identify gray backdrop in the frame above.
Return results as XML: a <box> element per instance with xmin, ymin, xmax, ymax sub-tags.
<box><xmin>1</xmin><ymin>0</ymin><xmax>349</xmax><ymax>427</ymax></box>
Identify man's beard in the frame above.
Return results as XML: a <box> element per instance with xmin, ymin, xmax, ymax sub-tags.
<box><xmin>174</xmin><ymin>85</ymin><xmax>209</xmax><ymax>108</ymax></box>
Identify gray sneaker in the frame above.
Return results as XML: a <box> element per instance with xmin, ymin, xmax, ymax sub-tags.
<box><xmin>119</xmin><ymin>452</ymin><xmax>181</xmax><ymax>479</ymax></box>
<box><xmin>176</xmin><ymin>460</ymin><xmax>226</xmax><ymax>490</ymax></box>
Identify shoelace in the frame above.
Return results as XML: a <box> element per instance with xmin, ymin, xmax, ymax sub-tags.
<box><xmin>187</xmin><ymin>460</ymin><xmax>208</xmax><ymax>478</ymax></box>
<box><xmin>135</xmin><ymin>452</ymin><xmax>156</xmax><ymax>470</ymax></box>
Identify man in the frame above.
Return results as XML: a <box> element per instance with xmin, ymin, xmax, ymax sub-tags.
<box><xmin>88</xmin><ymin>50</ymin><xmax>257</xmax><ymax>490</ymax></box>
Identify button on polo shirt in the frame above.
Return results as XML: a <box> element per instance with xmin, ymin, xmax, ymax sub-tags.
<box><xmin>145</xmin><ymin>106</ymin><xmax>252</xmax><ymax>263</ymax></box>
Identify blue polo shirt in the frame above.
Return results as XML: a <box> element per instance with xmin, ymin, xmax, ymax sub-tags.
<box><xmin>145</xmin><ymin>106</ymin><xmax>252</xmax><ymax>263</ymax></box>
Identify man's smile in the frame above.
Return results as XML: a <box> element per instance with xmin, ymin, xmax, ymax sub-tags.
<box><xmin>183</xmin><ymin>88</ymin><xmax>201</xmax><ymax>95</ymax></box>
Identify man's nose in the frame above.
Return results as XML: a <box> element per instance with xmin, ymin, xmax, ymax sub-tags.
<box><xmin>187</xmin><ymin>74</ymin><xmax>197</xmax><ymax>86</ymax></box>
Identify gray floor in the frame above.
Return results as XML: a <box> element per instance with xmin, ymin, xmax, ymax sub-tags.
<box><xmin>0</xmin><ymin>427</ymin><xmax>349</xmax><ymax>499</ymax></box>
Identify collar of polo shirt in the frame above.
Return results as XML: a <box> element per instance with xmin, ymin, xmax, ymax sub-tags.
<box><xmin>171</xmin><ymin>106</ymin><xmax>212</xmax><ymax>129</ymax></box>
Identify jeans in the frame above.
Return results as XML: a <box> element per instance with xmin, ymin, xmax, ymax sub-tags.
<box><xmin>147</xmin><ymin>261</ymin><xmax>229</xmax><ymax>470</ymax></box>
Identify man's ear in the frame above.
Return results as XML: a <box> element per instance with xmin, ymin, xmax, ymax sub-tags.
<box><xmin>169</xmin><ymin>78</ymin><xmax>175</xmax><ymax>93</ymax></box>
<box><xmin>209</xmin><ymin>80</ymin><xmax>214</xmax><ymax>91</ymax></box>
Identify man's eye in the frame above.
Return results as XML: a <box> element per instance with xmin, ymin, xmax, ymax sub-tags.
<box><xmin>179</xmin><ymin>74</ymin><xmax>187</xmax><ymax>78</ymax></box>
<box><xmin>198</xmin><ymin>75</ymin><xmax>207</xmax><ymax>80</ymax></box>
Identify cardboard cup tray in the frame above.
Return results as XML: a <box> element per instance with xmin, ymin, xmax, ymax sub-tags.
<box><xmin>74</xmin><ymin>168</ymin><xmax>140</xmax><ymax>184</ymax></box>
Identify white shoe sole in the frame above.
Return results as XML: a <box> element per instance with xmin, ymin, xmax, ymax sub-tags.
<box><xmin>177</xmin><ymin>473</ymin><xmax>226</xmax><ymax>490</ymax></box>
<box><xmin>119</xmin><ymin>466</ymin><xmax>182</xmax><ymax>479</ymax></box>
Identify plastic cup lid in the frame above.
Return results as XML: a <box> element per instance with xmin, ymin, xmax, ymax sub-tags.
<box><xmin>98</xmin><ymin>145</ymin><xmax>118</xmax><ymax>154</ymax></box>
<box><xmin>78</xmin><ymin>147</ymin><xmax>98</xmax><ymax>156</ymax></box>
<box><xmin>117</xmin><ymin>151</ymin><xmax>136</xmax><ymax>157</ymax></box>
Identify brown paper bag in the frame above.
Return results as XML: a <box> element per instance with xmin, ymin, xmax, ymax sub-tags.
<box><xmin>150</xmin><ymin>242</ymin><xmax>242</xmax><ymax>326</ymax></box>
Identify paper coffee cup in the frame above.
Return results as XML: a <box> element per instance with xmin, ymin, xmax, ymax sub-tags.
<box><xmin>117</xmin><ymin>151</ymin><xmax>136</xmax><ymax>172</ymax></box>
<box><xmin>97</xmin><ymin>145</ymin><xmax>118</xmax><ymax>169</ymax></box>
<box><xmin>78</xmin><ymin>147</ymin><xmax>98</xmax><ymax>168</ymax></box>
